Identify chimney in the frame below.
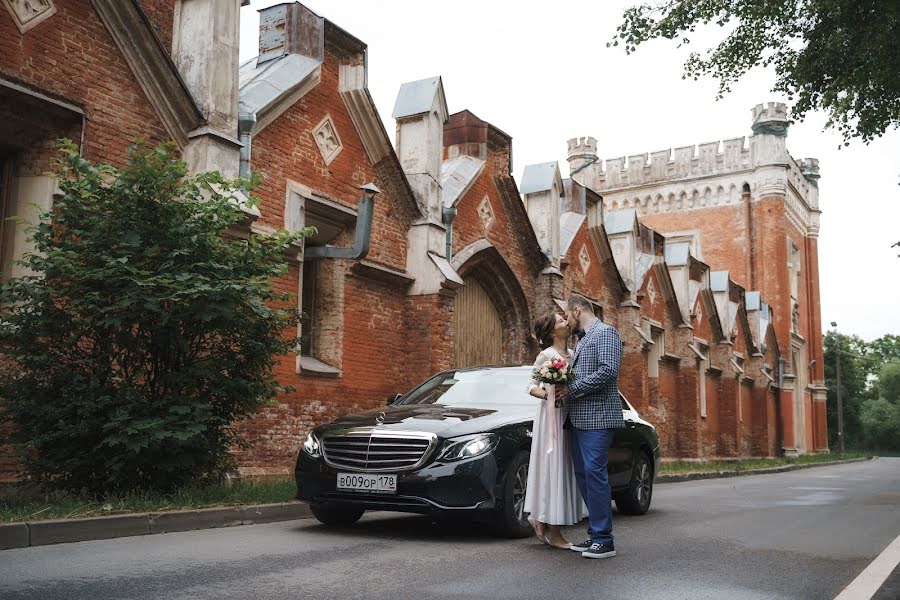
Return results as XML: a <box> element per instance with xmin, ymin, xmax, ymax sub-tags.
<box><xmin>444</xmin><ymin>110</ymin><xmax>487</xmax><ymax>161</ymax></box>
<box><xmin>393</xmin><ymin>77</ymin><xmax>449</xmax><ymax>224</ymax></box>
<box><xmin>257</xmin><ymin>2</ymin><xmax>324</xmax><ymax>65</ymax></box>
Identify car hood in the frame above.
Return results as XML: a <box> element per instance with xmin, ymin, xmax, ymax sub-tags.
<box><xmin>317</xmin><ymin>403</ymin><xmax>536</xmax><ymax>439</ymax></box>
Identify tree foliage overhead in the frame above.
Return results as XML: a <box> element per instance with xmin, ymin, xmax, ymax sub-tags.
<box><xmin>611</xmin><ymin>0</ymin><xmax>900</xmax><ymax>144</ymax></box>
<box><xmin>0</xmin><ymin>141</ymin><xmax>309</xmax><ymax>495</ymax></box>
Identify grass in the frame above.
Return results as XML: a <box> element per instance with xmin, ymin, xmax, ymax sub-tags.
<box><xmin>0</xmin><ymin>478</ymin><xmax>297</xmax><ymax>524</ymax></box>
<box><xmin>659</xmin><ymin>451</ymin><xmax>873</xmax><ymax>476</ymax></box>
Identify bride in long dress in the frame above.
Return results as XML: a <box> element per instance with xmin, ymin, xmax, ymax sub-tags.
<box><xmin>523</xmin><ymin>312</ymin><xmax>587</xmax><ymax>549</ymax></box>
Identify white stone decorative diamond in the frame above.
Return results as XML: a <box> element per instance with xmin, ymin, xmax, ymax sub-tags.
<box><xmin>694</xmin><ymin>302</ymin><xmax>703</xmax><ymax>324</ymax></box>
<box><xmin>478</xmin><ymin>195</ymin><xmax>494</xmax><ymax>230</ymax></box>
<box><xmin>3</xmin><ymin>0</ymin><xmax>56</xmax><ymax>33</ymax></box>
<box><xmin>312</xmin><ymin>115</ymin><xmax>342</xmax><ymax>166</ymax></box>
<box><xmin>579</xmin><ymin>244</ymin><xmax>591</xmax><ymax>274</ymax></box>
<box><xmin>647</xmin><ymin>277</ymin><xmax>657</xmax><ymax>305</ymax></box>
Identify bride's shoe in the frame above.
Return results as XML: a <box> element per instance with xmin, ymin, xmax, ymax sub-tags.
<box><xmin>547</xmin><ymin>536</ymin><xmax>572</xmax><ymax>550</ymax></box>
<box><xmin>528</xmin><ymin>517</ymin><xmax>549</xmax><ymax>545</ymax></box>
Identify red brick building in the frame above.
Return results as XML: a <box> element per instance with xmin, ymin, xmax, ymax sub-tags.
<box><xmin>0</xmin><ymin>1</ymin><xmax>826</xmax><ymax>482</ymax></box>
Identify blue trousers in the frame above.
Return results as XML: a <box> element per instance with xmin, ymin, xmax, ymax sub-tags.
<box><xmin>570</xmin><ymin>427</ymin><xmax>615</xmax><ymax>545</ymax></box>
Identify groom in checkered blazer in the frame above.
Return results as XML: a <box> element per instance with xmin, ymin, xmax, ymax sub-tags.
<box><xmin>558</xmin><ymin>293</ymin><xmax>623</xmax><ymax>559</ymax></box>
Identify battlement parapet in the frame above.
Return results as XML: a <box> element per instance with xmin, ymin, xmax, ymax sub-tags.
<box><xmin>590</xmin><ymin>137</ymin><xmax>752</xmax><ymax>190</ymax></box>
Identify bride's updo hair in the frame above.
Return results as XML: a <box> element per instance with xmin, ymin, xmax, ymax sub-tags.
<box><xmin>534</xmin><ymin>313</ymin><xmax>558</xmax><ymax>349</ymax></box>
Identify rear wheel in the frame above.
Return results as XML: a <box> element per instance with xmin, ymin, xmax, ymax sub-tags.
<box><xmin>310</xmin><ymin>504</ymin><xmax>365</xmax><ymax>526</ymax></box>
<box><xmin>496</xmin><ymin>450</ymin><xmax>533</xmax><ymax>538</ymax></box>
<box><xmin>613</xmin><ymin>451</ymin><xmax>653</xmax><ymax>515</ymax></box>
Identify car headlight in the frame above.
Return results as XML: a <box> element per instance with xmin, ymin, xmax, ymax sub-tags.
<box><xmin>302</xmin><ymin>431</ymin><xmax>321</xmax><ymax>458</ymax></box>
<box><xmin>438</xmin><ymin>433</ymin><xmax>498</xmax><ymax>462</ymax></box>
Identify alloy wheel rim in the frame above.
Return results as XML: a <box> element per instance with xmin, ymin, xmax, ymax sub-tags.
<box><xmin>637</xmin><ymin>461</ymin><xmax>651</xmax><ymax>505</ymax></box>
<box><xmin>513</xmin><ymin>463</ymin><xmax>528</xmax><ymax>523</ymax></box>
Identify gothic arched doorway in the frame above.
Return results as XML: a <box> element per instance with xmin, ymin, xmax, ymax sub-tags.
<box><xmin>454</xmin><ymin>278</ymin><xmax>503</xmax><ymax>367</ymax></box>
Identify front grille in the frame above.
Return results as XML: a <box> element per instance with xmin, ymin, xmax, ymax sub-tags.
<box><xmin>322</xmin><ymin>430</ymin><xmax>435</xmax><ymax>472</ymax></box>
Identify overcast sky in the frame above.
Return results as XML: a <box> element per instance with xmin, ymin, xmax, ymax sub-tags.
<box><xmin>239</xmin><ymin>0</ymin><xmax>899</xmax><ymax>341</ymax></box>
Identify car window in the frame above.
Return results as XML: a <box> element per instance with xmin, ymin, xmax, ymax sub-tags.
<box><xmin>398</xmin><ymin>368</ymin><xmax>537</xmax><ymax>406</ymax></box>
<box><xmin>620</xmin><ymin>395</ymin><xmax>629</xmax><ymax>411</ymax></box>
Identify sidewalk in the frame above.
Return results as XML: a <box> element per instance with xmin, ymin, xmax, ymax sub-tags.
<box><xmin>0</xmin><ymin>457</ymin><xmax>871</xmax><ymax>551</ymax></box>
<box><xmin>0</xmin><ymin>501</ymin><xmax>312</xmax><ymax>551</ymax></box>
<box><xmin>656</xmin><ymin>456</ymin><xmax>871</xmax><ymax>483</ymax></box>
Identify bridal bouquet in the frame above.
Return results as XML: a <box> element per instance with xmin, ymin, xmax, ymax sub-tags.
<box><xmin>532</xmin><ymin>357</ymin><xmax>574</xmax><ymax>408</ymax></box>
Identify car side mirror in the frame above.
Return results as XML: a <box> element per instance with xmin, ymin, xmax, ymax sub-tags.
<box><xmin>387</xmin><ymin>393</ymin><xmax>402</xmax><ymax>406</ymax></box>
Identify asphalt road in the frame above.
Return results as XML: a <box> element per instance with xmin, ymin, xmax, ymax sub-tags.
<box><xmin>2</xmin><ymin>458</ymin><xmax>898</xmax><ymax>600</ymax></box>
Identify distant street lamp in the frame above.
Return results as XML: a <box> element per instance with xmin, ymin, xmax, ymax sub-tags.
<box><xmin>831</xmin><ymin>321</ymin><xmax>844</xmax><ymax>454</ymax></box>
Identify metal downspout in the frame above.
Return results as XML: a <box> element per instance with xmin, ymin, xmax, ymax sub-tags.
<box><xmin>304</xmin><ymin>183</ymin><xmax>381</xmax><ymax>260</ymax></box>
<box><xmin>238</xmin><ymin>113</ymin><xmax>256</xmax><ymax>178</ymax></box>
<box><xmin>442</xmin><ymin>205</ymin><xmax>457</xmax><ymax>263</ymax></box>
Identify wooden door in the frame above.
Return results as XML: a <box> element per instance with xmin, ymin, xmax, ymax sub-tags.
<box><xmin>454</xmin><ymin>279</ymin><xmax>502</xmax><ymax>367</ymax></box>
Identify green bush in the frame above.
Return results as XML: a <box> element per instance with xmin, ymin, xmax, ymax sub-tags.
<box><xmin>0</xmin><ymin>141</ymin><xmax>309</xmax><ymax>496</ymax></box>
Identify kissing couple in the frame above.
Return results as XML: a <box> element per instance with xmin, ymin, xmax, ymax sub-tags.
<box><xmin>523</xmin><ymin>294</ymin><xmax>624</xmax><ymax>559</ymax></box>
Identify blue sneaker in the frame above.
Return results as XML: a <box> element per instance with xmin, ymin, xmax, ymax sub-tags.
<box><xmin>582</xmin><ymin>542</ymin><xmax>616</xmax><ymax>559</ymax></box>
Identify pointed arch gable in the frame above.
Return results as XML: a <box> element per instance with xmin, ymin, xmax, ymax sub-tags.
<box><xmin>453</xmin><ymin>239</ymin><xmax>533</xmax><ymax>364</ymax></box>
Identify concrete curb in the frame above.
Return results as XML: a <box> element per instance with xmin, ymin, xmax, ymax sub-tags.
<box><xmin>0</xmin><ymin>501</ymin><xmax>312</xmax><ymax>550</ymax></box>
<box><xmin>656</xmin><ymin>457</ymin><xmax>871</xmax><ymax>484</ymax></box>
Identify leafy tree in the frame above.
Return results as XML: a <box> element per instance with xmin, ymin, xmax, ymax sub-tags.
<box><xmin>823</xmin><ymin>330</ymin><xmax>874</xmax><ymax>449</ymax></box>
<box><xmin>867</xmin><ymin>334</ymin><xmax>900</xmax><ymax>367</ymax></box>
<box><xmin>0</xmin><ymin>141</ymin><xmax>308</xmax><ymax>495</ymax></box>
<box><xmin>873</xmin><ymin>361</ymin><xmax>900</xmax><ymax>404</ymax></box>
<box><xmin>611</xmin><ymin>0</ymin><xmax>900</xmax><ymax>144</ymax></box>
<box><xmin>859</xmin><ymin>396</ymin><xmax>900</xmax><ymax>451</ymax></box>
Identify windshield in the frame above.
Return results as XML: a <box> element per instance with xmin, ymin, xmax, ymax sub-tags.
<box><xmin>398</xmin><ymin>367</ymin><xmax>537</xmax><ymax>406</ymax></box>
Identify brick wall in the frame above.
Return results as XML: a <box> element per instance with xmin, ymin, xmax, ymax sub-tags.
<box><xmin>0</xmin><ymin>0</ymin><xmax>172</xmax><ymax>165</ymax></box>
<box><xmin>0</xmin><ymin>0</ymin><xmax>177</xmax><ymax>483</ymax></box>
<box><xmin>139</xmin><ymin>0</ymin><xmax>176</xmax><ymax>52</ymax></box>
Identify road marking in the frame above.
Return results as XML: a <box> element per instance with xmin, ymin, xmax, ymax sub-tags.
<box><xmin>834</xmin><ymin>531</ymin><xmax>900</xmax><ymax>600</ymax></box>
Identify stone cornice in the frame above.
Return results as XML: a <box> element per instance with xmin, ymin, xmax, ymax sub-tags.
<box><xmin>339</xmin><ymin>65</ymin><xmax>392</xmax><ymax>165</ymax></box>
<box><xmin>91</xmin><ymin>0</ymin><xmax>203</xmax><ymax>147</ymax></box>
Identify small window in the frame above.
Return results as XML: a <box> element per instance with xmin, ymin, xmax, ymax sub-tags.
<box><xmin>299</xmin><ymin>260</ymin><xmax>318</xmax><ymax>356</ymax></box>
<box><xmin>697</xmin><ymin>343</ymin><xmax>709</xmax><ymax>418</ymax></box>
<box><xmin>646</xmin><ymin>323</ymin><xmax>664</xmax><ymax>378</ymax></box>
<box><xmin>0</xmin><ymin>157</ymin><xmax>13</xmax><ymax>282</ymax></box>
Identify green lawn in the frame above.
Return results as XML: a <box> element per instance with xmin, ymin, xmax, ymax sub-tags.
<box><xmin>659</xmin><ymin>452</ymin><xmax>872</xmax><ymax>475</ymax></box>
<box><xmin>0</xmin><ymin>478</ymin><xmax>297</xmax><ymax>524</ymax></box>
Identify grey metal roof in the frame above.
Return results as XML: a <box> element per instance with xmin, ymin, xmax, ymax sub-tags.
<box><xmin>520</xmin><ymin>162</ymin><xmax>560</xmax><ymax>195</ymax></box>
<box><xmin>745</xmin><ymin>291</ymin><xmax>761</xmax><ymax>311</ymax></box>
<box><xmin>239</xmin><ymin>54</ymin><xmax>321</xmax><ymax>118</ymax></box>
<box><xmin>560</xmin><ymin>212</ymin><xmax>585</xmax><ymax>257</ymax></box>
<box><xmin>441</xmin><ymin>155</ymin><xmax>485</xmax><ymax>207</ymax></box>
<box><xmin>710</xmin><ymin>271</ymin><xmax>730</xmax><ymax>292</ymax></box>
<box><xmin>392</xmin><ymin>77</ymin><xmax>447</xmax><ymax>120</ymax></box>
<box><xmin>604</xmin><ymin>208</ymin><xmax>637</xmax><ymax>235</ymax></box>
<box><xmin>665</xmin><ymin>241</ymin><xmax>691</xmax><ymax>266</ymax></box>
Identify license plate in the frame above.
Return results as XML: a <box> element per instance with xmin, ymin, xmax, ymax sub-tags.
<box><xmin>336</xmin><ymin>472</ymin><xmax>397</xmax><ymax>494</ymax></box>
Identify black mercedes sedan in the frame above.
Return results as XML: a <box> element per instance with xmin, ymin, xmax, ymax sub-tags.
<box><xmin>295</xmin><ymin>365</ymin><xmax>660</xmax><ymax>537</ymax></box>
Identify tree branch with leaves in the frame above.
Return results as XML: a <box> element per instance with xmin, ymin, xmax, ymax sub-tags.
<box><xmin>611</xmin><ymin>0</ymin><xmax>900</xmax><ymax>145</ymax></box>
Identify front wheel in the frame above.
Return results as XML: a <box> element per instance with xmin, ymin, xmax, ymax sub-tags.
<box><xmin>614</xmin><ymin>451</ymin><xmax>653</xmax><ymax>515</ymax></box>
<box><xmin>310</xmin><ymin>504</ymin><xmax>365</xmax><ymax>526</ymax></box>
<box><xmin>496</xmin><ymin>450</ymin><xmax>533</xmax><ymax>538</ymax></box>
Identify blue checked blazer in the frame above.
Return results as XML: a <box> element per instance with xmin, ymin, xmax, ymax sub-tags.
<box><xmin>565</xmin><ymin>319</ymin><xmax>624</xmax><ymax>430</ymax></box>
